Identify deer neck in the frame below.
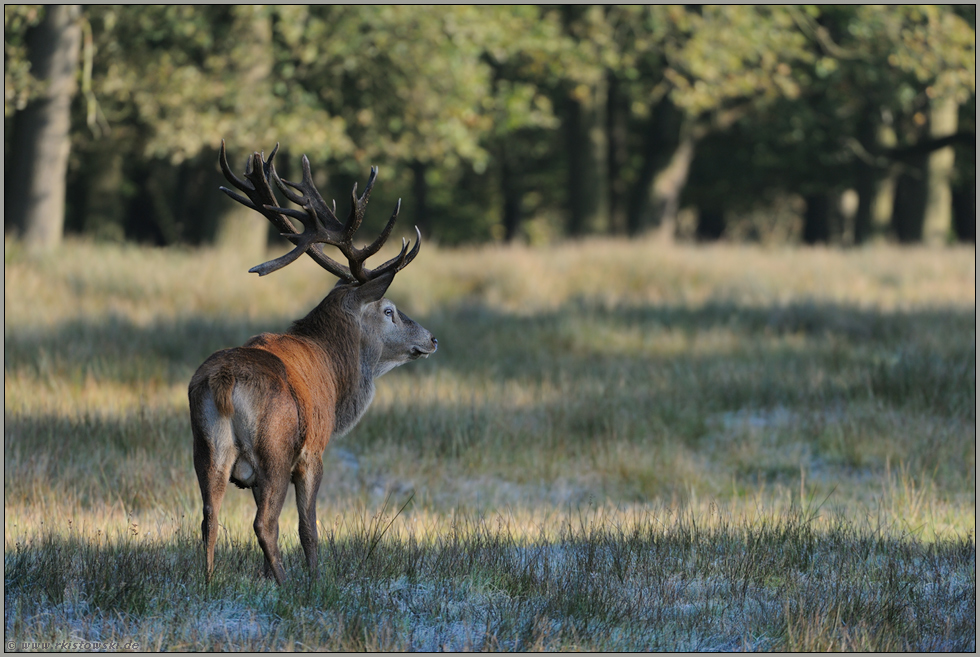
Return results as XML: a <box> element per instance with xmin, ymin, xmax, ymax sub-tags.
<box><xmin>288</xmin><ymin>293</ymin><xmax>378</xmax><ymax>438</ymax></box>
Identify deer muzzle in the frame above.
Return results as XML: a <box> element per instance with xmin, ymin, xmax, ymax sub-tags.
<box><xmin>411</xmin><ymin>336</ymin><xmax>438</xmax><ymax>359</ymax></box>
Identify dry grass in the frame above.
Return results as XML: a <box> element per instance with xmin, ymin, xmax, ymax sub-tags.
<box><xmin>4</xmin><ymin>236</ymin><xmax>976</xmax><ymax>651</ymax></box>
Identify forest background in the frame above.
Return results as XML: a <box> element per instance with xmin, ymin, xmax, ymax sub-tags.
<box><xmin>4</xmin><ymin>5</ymin><xmax>976</xmax><ymax>252</ymax></box>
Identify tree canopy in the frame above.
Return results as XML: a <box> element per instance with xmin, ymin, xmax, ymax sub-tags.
<box><xmin>4</xmin><ymin>5</ymin><xmax>975</xmax><ymax>249</ymax></box>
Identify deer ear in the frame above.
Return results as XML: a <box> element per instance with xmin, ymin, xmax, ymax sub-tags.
<box><xmin>353</xmin><ymin>270</ymin><xmax>396</xmax><ymax>305</ymax></box>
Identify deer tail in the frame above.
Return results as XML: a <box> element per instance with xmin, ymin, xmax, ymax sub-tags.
<box><xmin>208</xmin><ymin>370</ymin><xmax>236</xmax><ymax>417</ymax></box>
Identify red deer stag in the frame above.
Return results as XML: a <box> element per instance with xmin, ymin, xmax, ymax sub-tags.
<box><xmin>189</xmin><ymin>142</ymin><xmax>437</xmax><ymax>584</ymax></box>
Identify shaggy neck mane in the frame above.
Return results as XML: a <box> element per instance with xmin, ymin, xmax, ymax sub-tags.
<box><xmin>287</xmin><ymin>288</ymin><xmax>372</xmax><ymax>434</ymax></box>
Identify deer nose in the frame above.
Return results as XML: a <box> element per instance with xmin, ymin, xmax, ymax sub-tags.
<box><xmin>431</xmin><ymin>337</ymin><xmax>438</xmax><ymax>349</ymax></box>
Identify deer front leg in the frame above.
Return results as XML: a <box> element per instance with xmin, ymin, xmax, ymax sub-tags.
<box><xmin>293</xmin><ymin>455</ymin><xmax>324</xmax><ymax>577</ymax></box>
<box><xmin>251</xmin><ymin>475</ymin><xmax>290</xmax><ymax>584</ymax></box>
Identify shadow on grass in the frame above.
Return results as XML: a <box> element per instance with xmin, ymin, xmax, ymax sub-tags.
<box><xmin>5</xmin><ymin>313</ymin><xmax>285</xmax><ymax>388</ymax></box>
<box><xmin>5</xmin><ymin>301</ymin><xmax>975</xmax><ymax>440</ymax></box>
<box><xmin>5</xmin><ymin>298</ymin><xmax>974</xmax><ymax>376</ymax></box>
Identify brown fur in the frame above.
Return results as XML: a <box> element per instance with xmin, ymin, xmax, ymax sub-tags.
<box><xmin>189</xmin><ymin>280</ymin><xmax>436</xmax><ymax>584</ymax></box>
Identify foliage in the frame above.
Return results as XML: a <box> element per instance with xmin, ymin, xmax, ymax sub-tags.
<box><xmin>83</xmin><ymin>6</ymin><xmax>348</xmax><ymax>164</ymax></box>
<box><xmin>664</xmin><ymin>5</ymin><xmax>810</xmax><ymax>119</ymax></box>
<box><xmin>3</xmin><ymin>4</ymin><xmax>44</xmax><ymax>117</ymax></box>
<box><xmin>684</xmin><ymin>5</ymin><xmax>976</xmax><ymax>241</ymax></box>
<box><xmin>2</xmin><ymin>5</ymin><xmax>976</xmax><ymax>245</ymax></box>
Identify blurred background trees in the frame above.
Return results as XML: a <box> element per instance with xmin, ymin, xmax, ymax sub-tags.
<box><xmin>4</xmin><ymin>5</ymin><xmax>975</xmax><ymax>251</ymax></box>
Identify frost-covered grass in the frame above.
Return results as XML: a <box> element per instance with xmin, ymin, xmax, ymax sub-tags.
<box><xmin>4</xmin><ymin>236</ymin><xmax>976</xmax><ymax>650</ymax></box>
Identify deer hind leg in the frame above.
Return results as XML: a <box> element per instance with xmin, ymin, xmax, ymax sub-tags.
<box><xmin>293</xmin><ymin>453</ymin><xmax>324</xmax><ymax>576</ymax></box>
<box><xmin>251</xmin><ymin>469</ymin><xmax>290</xmax><ymax>584</ymax></box>
<box><xmin>192</xmin><ymin>395</ymin><xmax>236</xmax><ymax>583</ymax></box>
<box><xmin>235</xmin><ymin>386</ymin><xmax>298</xmax><ymax>585</ymax></box>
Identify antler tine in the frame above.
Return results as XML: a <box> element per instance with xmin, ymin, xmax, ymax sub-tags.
<box><xmin>270</xmin><ymin>164</ymin><xmax>303</xmax><ymax>207</ymax></box>
<box><xmin>218</xmin><ymin>140</ymin><xmax>260</xmax><ymax>209</ymax></box>
<box><xmin>365</xmin><ymin>225</ymin><xmax>422</xmax><ymax>279</ymax></box>
<box><xmin>251</xmin><ymin>244</ymin><xmax>354</xmax><ymax>280</ymax></box>
<box><xmin>218</xmin><ymin>140</ymin><xmax>248</xmax><ymax>190</ymax></box>
<box><xmin>248</xmin><ymin>242</ymin><xmax>312</xmax><ymax>276</ymax></box>
<box><xmin>357</xmin><ymin>166</ymin><xmax>379</xmax><ymax>223</ymax></box>
<box><xmin>263</xmin><ymin>204</ymin><xmax>309</xmax><ymax>224</ymax></box>
<box><xmin>340</xmin><ymin>166</ymin><xmax>380</xmax><ymax>244</ymax></box>
<box><xmin>358</xmin><ymin>198</ymin><xmax>402</xmax><ymax>260</ymax></box>
<box><xmin>341</xmin><ymin>182</ymin><xmax>359</xmax><ymax>244</ymax></box>
<box><xmin>342</xmin><ymin>184</ymin><xmax>362</xmax><ymax>243</ymax></box>
<box><xmin>218</xmin><ymin>185</ymin><xmax>259</xmax><ymax>211</ymax></box>
<box><xmin>263</xmin><ymin>143</ymin><xmax>280</xmax><ymax>178</ymax></box>
<box><xmin>272</xmin><ymin>155</ymin><xmax>345</xmax><ymax>234</ymax></box>
<box><xmin>364</xmin><ymin>166</ymin><xmax>379</xmax><ymax>197</ymax></box>
<box><xmin>399</xmin><ymin>225</ymin><xmax>423</xmax><ymax>269</ymax></box>
<box><xmin>249</xmin><ymin>202</ymin><xmax>354</xmax><ymax>279</ymax></box>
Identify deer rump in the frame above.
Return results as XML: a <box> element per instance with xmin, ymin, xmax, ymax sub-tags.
<box><xmin>190</xmin><ymin>334</ymin><xmax>335</xmax><ymax>492</ymax></box>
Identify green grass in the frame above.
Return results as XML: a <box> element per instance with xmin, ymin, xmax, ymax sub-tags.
<box><xmin>4</xmin><ymin>236</ymin><xmax>976</xmax><ymax>650</ymax></box>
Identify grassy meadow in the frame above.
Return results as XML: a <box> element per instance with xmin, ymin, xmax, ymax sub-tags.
<box><xmin>4</xmin><ymin>236</ymin><xmax>976</xmax><ymax>651</ymax></box>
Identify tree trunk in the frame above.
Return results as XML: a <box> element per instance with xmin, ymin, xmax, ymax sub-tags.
<box><xmin>80</xmin><ymin>144</ymin><xmax>127</xmax><ymax>241</ymax></box>
<box><xmin>625</xmin><ymin>99</ymin><xmax>683</xmax><ymax>235</ymax></box>
<box><xmin>5</xmin><ymin>5</ymin><xmax>81</xmax><ymax>251</ymax></box>
<box><xmin>558</xmin><ymin>5</ymin><xmax>607</xmax><ymax>237</ymax></box>
<box><xmin>870</xmin><ymin>121</ymin><xmax>899</xmax><ymax>235</ymax></box>
<box><xmin>922</xmin><ymin>95</ymin><xmax>958</xmax><ymax>244</ymax></box>
<box><xmin>562</xmin><ymin>94</ymin><xmax>601</xmax><ymax>237</ymax></box>
<box><xmin>852</xmin><ymin>112</ymin><xmax>878</xmax><ymax>245</ymax></box>
<box><xmin>649</xmin><ymin>130</ymin><xmax>697</xmax><ymax>241</ymax></box>
<box><xmin>803</xmin><ymin>193</ymin><xmax>833</xmax><ymax>244</ymax></box>
<box><xmin>891</xmin><ymin>159</ymin><xmax>929</xmax><ymax>243</ymax></box>
<box><xmin>215</xmin><ymin>6</ymin><xmax>272</xmax><ymax>256</ymax></box>
<box><xmin>853</xmin><ymin>163</ymin><xmax>876</xmax><ymax>245</ymax></box>
<box><xmin>499</xmin><ymin>144</ymin><xmax>522</xmax><ymax>242</ymax></box>
<box><xmin>590</xmin><ymin>76</ymin><xmax>609</xmax><ymax>233</ymax></box>
<box><xmin>695</xmin><ymin>207</ymin><xmax>726</xmax><ymax>241</ymax></box>
<box><xmin>606</xmin><ymin>71</ymin><xmax>629</xmax><ymax>235</ymax></box>
<box><xmin>951</xmin><ymin>184</ymin><xmax>975</xmax><ymax>242</ymax></box>
<box><xmin>563</xmin><ymin>96</ymin><xmax>585</xmax><ymax>236</ymax></box>
<box><xmin>871</xmin><ymin>174</ymin><xmax>897</xmax><ymax>233</ymax></box>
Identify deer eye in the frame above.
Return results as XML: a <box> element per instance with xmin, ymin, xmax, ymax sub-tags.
<box><xmin>384</xmin><ymin>308</ymin><xmax>394</xmax><ymax>318</ymax></box>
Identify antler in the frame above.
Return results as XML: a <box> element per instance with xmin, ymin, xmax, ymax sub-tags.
<box><xmin>218</xmin><ymin>140</ymin><xmax>420</xmax><ymax>282</ymax></box>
